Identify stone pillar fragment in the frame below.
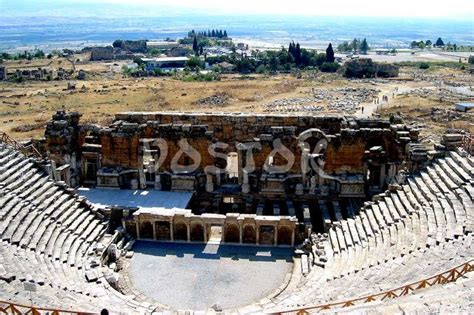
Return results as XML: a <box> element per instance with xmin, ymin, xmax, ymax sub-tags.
<box><xmin>206</xmin><ymin>173</ymin><xmax>214</xmax><ymax>193</ymax></box>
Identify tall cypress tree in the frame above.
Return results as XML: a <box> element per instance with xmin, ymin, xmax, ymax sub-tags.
<box><xmin>360</xmin><ymin>38</ymin><xmax>369</xmax><ymax>54</ymax></box>
<box><xmin>192</xmin><ymin>36</ymin><xmax>198</xmax><ymax>55</ymax></box>
<box><xmin>223</xmin><ymin>30</ymin><xmax>228</xmax><ymax>38</ymax></box>
<box><xmin>326</xmin><ymin>43</ymin><xmax>335</xmax><ymax>62</ymax></box>
<box><xmin>435</xmin><ymin>37</ymin><xmax>445</xmax><ymax>47</ymax></box>
<box><xmin>295</xmin><ymin>43</ymin><xmax>302</xmax><ymax>65</ymax></box>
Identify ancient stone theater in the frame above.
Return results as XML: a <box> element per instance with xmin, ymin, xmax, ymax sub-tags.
<box><xmin>0</xmin><ymin>110</ymin><xmax>472</xmax><ymax>313</ymax></box>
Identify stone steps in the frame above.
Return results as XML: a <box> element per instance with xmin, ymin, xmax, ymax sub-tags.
<box><xmin>312</xmin><ymin>153</ymin><xmax>473</xmax><ymax>283</ymax></box>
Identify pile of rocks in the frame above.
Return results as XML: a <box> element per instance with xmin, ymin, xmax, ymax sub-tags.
<box><xmin>401</xmin><ymin>87</ymin><xmax>468</xmax><ymax>102</ymax></box>
<box><xmin>194</xmin><ymin>93</ymin><xmax>231</xmax><ymax>106</ymax></box>
<box><xmin>263</xmin><ymin>98</ymin><xmax>324</xmax><ymax>113</ymax></box>
<box><xmin>312</xmin><ymin>87</ymin><xmax>379</xmax><ymax>113</ymax></box>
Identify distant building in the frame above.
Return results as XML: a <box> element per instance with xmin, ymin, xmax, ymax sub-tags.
<box><xmin>90</xmin><ymin>47</ymin><xmax>114</xmax><ymax>61</ymax></box>
<box><xmin>142</xmin><ymin>57</ymin><xmax>189</xmax><ymax>71</ymax></box>
<box><xmin>146</xmin><ymin>41</ymin><xmax>179</xmax><ymax>50</ymax></box>
<box><xmin>455</xmin><ymin>102</ymin><xmax>474</xmax><ymax>112</ymax></box>
<box><xmin>375</xmin><ymin>49</ymin><xmax>390</xmax><ymax>55</ymax></box>
<box><xmin>0</xmin><ymin>66</ymin><xmax>6</xmax><ymax>80</ymax></box>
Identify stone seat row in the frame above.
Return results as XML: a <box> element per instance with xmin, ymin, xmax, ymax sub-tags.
<box><xmin>0</xmin><ymin>144</ymin><xmax>153</xmax><ymax>313</ymax></box>
<box><xmin>268</xmin><ymin>233</ymin><xmax>473</xmax><ymax>311</ymax></box>
<box><xmin>265</xmin><ymin>151</ymin><xmax>473</xmax><ymax>312</ymax></box>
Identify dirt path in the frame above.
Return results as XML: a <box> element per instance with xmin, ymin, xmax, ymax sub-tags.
<box><xmin>355</xmin><ymin>83</ymin><xmax>409</xmax><ymax>118</ymax></box>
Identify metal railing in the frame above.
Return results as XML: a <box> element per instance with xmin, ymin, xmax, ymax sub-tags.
<box><xmin>0</xmin><ymin>131</ymin><xmax>43</xmax><ymax>159</ymax></box>
<box><xmin>275</xmin><ymin>259</ymin><xmax>473</xmax><ymax>314</ymax></box>
<box><xmin>0</xmin><ymin>301</ymin><xmax>96</xmax><ymax>314</ymax></box>
<box><xmin>0</xmin><ymin>260</ymin><xmax>471</xmax><ymax>314</ymax></box>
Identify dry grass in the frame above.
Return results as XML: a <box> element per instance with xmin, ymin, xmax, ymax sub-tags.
<box><xmin>1</xmin><ymin>57</ymin><xmax>472</xmax><ymax>140</ymax></box>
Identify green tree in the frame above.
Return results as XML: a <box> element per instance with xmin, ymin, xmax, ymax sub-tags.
<box><xmin>148</xmin><ymin>48</ymin><xmax>161</xmax><ymax>56</ymax></box>
<box><xmin>435</xmin><ymin>37</ymin><xmax>445</xmax><ymax>47</ymax></box>
<box><xmin>425</xmin><ymin>40</ymin><xmax>432</xmax><ymax>47</ymax></box>
<box><xmin>269</xmin><ymin>55</ymin><xmax>279</xmax><ymax>72</ymax></box>
<box><xmin>468</xmin><ymin>55</ymin><xmax>474</xmax><ymax>64</ymax></box>
<box><xmin>186</xmin><ymin>56</ymin><xmax>204</xmax><ymax>70</ymax></box>
<box><xmin>294</xmin><ymin>43</ymin><xmax>302</xmax><ymax>65</ymax></box>
<box><xmin>133</xmin><ymin>56</ymin><xmax>144</xmax><ymax>66</ymax></box>
<box><xmin>326</xmin><ymin>43</ymin><xmax>335</xmax><ymax>62</ymax></box>
<box><xmin>351</xmin><ymin>38</ymin><xmax>359</xmax><ymax>53</ymax></box>
<box><xmin>359</xmin><ymin>38</ymin><xmax>369</xmax><ymax>54</ymax></box>
<box><xmin>320</xmin><ymin>62</ymin><xmax>340</xmax><ymax>73</ymax></box>
<box><xmin>113</xmin><ymin>40</ymin><xmax>124</xmax><ymax>48</ymax></box>
<box><xmin>314</xmin><ymin>53</ymin><xmax>327</xmax><ymax>67</ymax></box>
<box><xmin>337</xmin><ymin>41</ymin><xmax>352</xmax><ymax>53</ymax></box>
<box><xmin>419</xmin><ymin>62</ymin><xmax>430</xmax><ymax>69</ymax></box>
<box><xmin>33</xmin><ymin>50</ymin><xmax>45</xmax><ymax>58</ymax></box>
<box><xmin>192</xmin><ymin>36</ymin><xmax>199</xmax><ymax>55</ymax></box>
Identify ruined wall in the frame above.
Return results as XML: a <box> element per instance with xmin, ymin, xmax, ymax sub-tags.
<box><xmin>43</xmin><ymin>111</ymin><xmax>422</xmax><ymax>195</ymax></box>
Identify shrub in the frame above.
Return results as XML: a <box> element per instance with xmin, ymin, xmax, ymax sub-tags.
<box><xmin>319</xmin><ymin>62</ymin><xmax>340</xmax><ymax>73</ymax></box>
<box><xmin>256</xmin><ymin>64</ymin><xmax>269</xmax><ymax>74</ymax></box>
<box><xmin>419</xmin><ymin>62</ymin><xmax>430</xmax><ymax>69</ymax></box>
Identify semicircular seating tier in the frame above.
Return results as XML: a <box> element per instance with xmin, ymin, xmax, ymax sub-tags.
<box><xmin>0</xmin><ymin>141</ymin><xmax>473</xmax><ymax>314</ymax></box>
<box><xmin>0</xmin><ymin>143</ymin><xmax>153</xmax><ymax>313</ymax></box>
<box><xmin>264</xmin><ymin>150</ymin><xmax>474</xmax><ymax>313</ymax></box>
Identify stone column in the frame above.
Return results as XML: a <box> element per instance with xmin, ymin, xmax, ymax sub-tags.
<box><xmin>170</xmin><ymin>221</ymin><xmax>174</xmax><ymax>241</ymax></box>
<box><xmin>203</xmin><ymin>224</ymin><xmax>208</xmax><ymax>243</ymax></box>
<box><xmin>310</xmin><ymin>176</ymin><xmax>317</xmax><ymax>194</ymax></box>
<box><xmin>301</xmin><ymin>149</ymin><xmax>309</xmax><ymax>185</ymax></box>
<box><xmin>64</xmin><ymin>167</ymin><xmax>71</xmax><ymax>187</ymax></box>
<box><xmin>50</xmin><ymin>160</ymin><xmax>59</xmax><ymax>181</ymax></box>
<box><xmin>237</xmin><ymin>150</ymin><xmax>244</xmax><ymax>185</ymax></box>
<box><xmin>291</xmin><ymin>228</ymin><xmax>295</xmax><ymax>246</ymax></box>
<box><xmin>239</xmin><ymin>225</ymin><xmax>243</xmax><ymax>244</ymax></box>
<box><xmin>256</xmin><ymin>225</ymin><xmax>260</xmax><ymax>245</ymax></box>
<box><xmin>242</xmin><ymin>170</ymin><xmax>250</xmax><ymax>194</ymax></box>
<box><xmin>186</xmin><ymin>224</ymin><xmax>191</xmax><ymax>242</ymax></box>
<box><xmin>152</xmin><ymin>221</ymin><xmax>157</xmax><ymax>240</ymax></box>
<box><xmin>274</xmin><ymin>225</ymin><xmax>278</xmax><ymax>246</ymax></box>
<box><xmin>154</xmin><ymin>174</ymin><xmax>162</xmax><ymax>190</ymax></box>
<box><xmin>138</xmin><ymin>167</ymin><xmax>147</xmax><ymax>189</ymax></box>
<box><xmin>135</xmin><ymin>222</ymin><xmax>140</xmax><ymax>240</ymax></box>
<box><xmin>206</xmin><ymin>173</ymin><xmax>214</xmax><ymax>193</ymax></box>
<box><xmin>222</xmin><ymin>225</ymin><xmax>226</xmax><ymax>243</ymax></box>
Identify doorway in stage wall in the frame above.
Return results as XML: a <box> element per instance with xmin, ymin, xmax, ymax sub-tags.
<box><xmin>208</xmin><ymin>225</ymin><xmax>223</xmax><ymax>244</ymax></box>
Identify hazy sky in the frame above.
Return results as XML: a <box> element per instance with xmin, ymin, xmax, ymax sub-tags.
<box><xmin>1</xmin><ymin>0</ymin><xmax>473</xmax><ymax>18</ymax></box>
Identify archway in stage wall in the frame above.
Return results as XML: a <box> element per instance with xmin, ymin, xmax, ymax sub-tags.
<box><xmin>191</xmin><ymin>223</ymin><xmax>205</xmax><ymax>242</ymax></box>
<box><xmin>259</xmin><ymin>226</ymin><xmax>275</xmax><ymax>245</ymax></box>
<box><xmin>126</xmin><ymin>221</ymin><xmax>137</xmax><ymax>238</ymax></box>
<box><xmin>140</xmin><ymin>221</ymin><xmax>154</xmax><ymax>239</ymax></box>
<box><xmin>174</xmin><ymin>222</ymin><xmax>188</xmax><ymax>241</ymax></box>
<box><xmin>155</xmin><ymin>221</ymin><xmax>171</xmax><ymax>241</ymax></box>
<box><xmin>242</xmin><ymin>225</ymin><xmax>256</xmax><ymax>244</ymax></box>
<box><xmin>278</xmin><ymin>226</ymin><xmax>292</xmax><ymax>246</ymax></box>
<box><xmin>224</xmin><ymin>224</ymin><xmax>240</xmax><ymax>243</ymax></box>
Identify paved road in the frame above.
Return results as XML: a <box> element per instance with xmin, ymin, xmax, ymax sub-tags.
<box><xmin>128</xmin><ymin>241</ymin><xmax>293</xmax><ymax>311</ymax></box>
